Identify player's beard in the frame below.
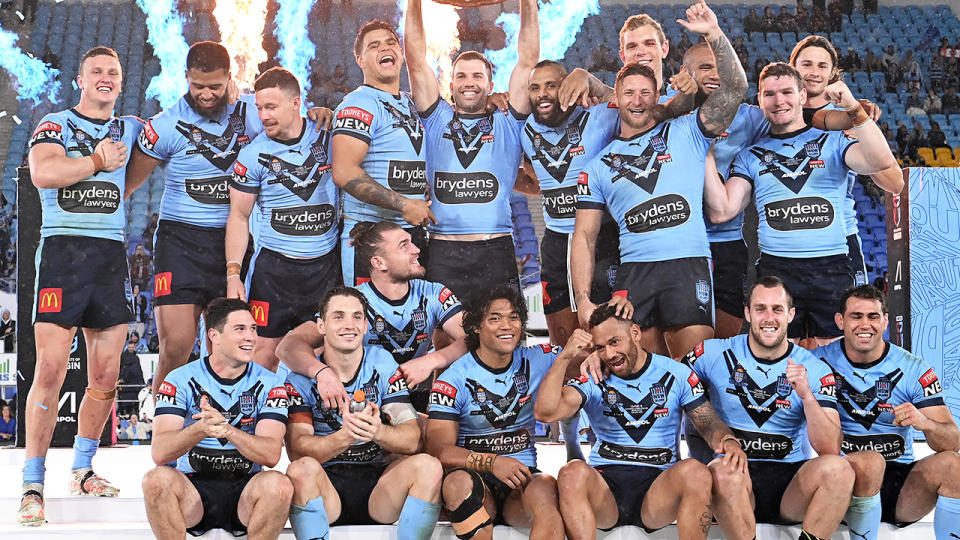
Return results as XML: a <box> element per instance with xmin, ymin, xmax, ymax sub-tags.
<box><xmin>185</xmin><ymin>91</ymin><xmax>229</xmax><ymax>120</ymax></box>
<box><xmin>533</xmin><ymin>97</ymin><xmax>570</xmax><ymax>127</ymax></box>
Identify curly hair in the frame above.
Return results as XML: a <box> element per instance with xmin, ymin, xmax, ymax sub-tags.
<box><xmin>461</xmin><ymin>285</ymin><xmax>527</xmax><ymax>351</ymax></box>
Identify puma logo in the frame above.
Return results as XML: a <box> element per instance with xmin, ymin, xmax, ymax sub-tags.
<box><xmin>755</xmin><ymin>366</ymin><xmax>771</xmax><ymax>377</ymax></box>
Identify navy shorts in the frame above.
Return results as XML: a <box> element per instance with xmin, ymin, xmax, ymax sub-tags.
<box><xmin>341</xmin><ymin>222</ymin><xmax>428</xmax><ymax>286</ymax></box>
<box><xmin>246</xmin><ymin>247</ymin><xmax>340</xmax><ymax>338</ymax></box>
<box><xmin>710</xmin><ymin>239</ymin><xmax>748</xmax><ymax>317</ymax></box>
<box><xmin>613</xmin><ymin>257</ymin><xmax>714</xmax><ymax>329</ymax></box>
<box><xmin>426</xmin><ymin>236</ymin><xmax>520</xmax><ymax>304</ymax></box>
<box><xmin>539</xmin><ymin>222</ymin><xmax>619</xmax><ymax>315</ymax></box>
<box><xmin>186</xmin><ymin>473</ymin><xmax>253</xmax><ymax>537</ymax></box>
<box><xmin>34</xmin><ymin>235</ymin><xmax>133</xmax><ymax>328</ymax></box>
<box><xmin>880</xmin><ymin>460</ymin><xmax>919</xmax><ymax>526</ymax></box>
<box><xmin>152</xmin><ymin>220</ymin><xmax>229</xmax><ymax>307</ymax></box>
<box><xmin>748</xmin><ymin>459</ymin><xmax>806</xmax><ymax>525</ymax></box>
<box><xmin>756</xmin><ymin>253</ymin><xmax>854</xmax><ymax>339</ymax></box>
<box><xmin>847</xmin><ymin>233</ymin><xmax>868</xmax><ymax>286</ymax></box>
<box><xmin>325</xmin><ymin>462</ymin><xmax>388</xmax><ymax>525</ymax></box>
<box><xmin>596</xmin><ymin>464</ymin><xmax>664</xmax><ymax>531</ymax></box>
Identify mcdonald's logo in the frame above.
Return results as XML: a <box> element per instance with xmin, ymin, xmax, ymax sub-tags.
<box><xmin>38</xmin><ymin>288</ymin><xmax>63</xmax><ymax>313</ymax></box>
<box><xmin>250</xmin><ymin>301</ymin><xmax>269</xmax><ymax>326</ymax></box>
<box><xmin>154</xmin><ymin>272</ymin><xmax>172</xmax><ymax>297</ymax></box>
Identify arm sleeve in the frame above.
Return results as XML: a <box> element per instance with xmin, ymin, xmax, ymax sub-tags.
<box><xmin>29</xmin><ymin>113</ymin><xmax>67</xmax><ymax>148</ymax></box>
<box><xmin>677</xmin><ymin>364</ymin><xmax>709</xmax><ymax>412</ymax></box>
<box><xmin>332</xmin><ymin>92</ymin><xmax>378</xmax><ymax>145</ymax></box>
<box><xmin>810</xmin><ymin>359</ymin><xmax>839</xmax><ymax>410</ymax></box>
<box><xmin>229</xmin><ymin>146</ymin><xmax>262</xmax><ymax>193</ymax></box>
<box><xmin>383</xmin><ymin>361</ymin><xmax>412</xmax><ymax>406</ymax></box>
<box><xmin>575</xmin><ymin>159</ymin><xmax>606</xmax><ymax>209</ymax></box>
<box><xmin>154</xmin><ymin>371</ymin><xmax>188</xmax><ymax>418</ymax></box>
<box><xmin>729</xmin><ymin>149</ymin><xmax>755</xmax><ymax>185</ymax></box>
<box><xmin>258</xmin><ymin>374</ymin><xmax>289</xmax><ymax>424</ymax></box>
<box><xmin>427</xmin><ymin>373</ymin><xmax>463</xmax><ymax>421</ymax></box>
<box><xmin>137</xmin><ymin>113</ymin><xmax>174</xmax><ymax>159</ymax></box>
<box><xmin>432</xmin><ymin>284</ymin><xmax>463</xmax><ymax>327</ymax></box>
<box><xmin>914</xmin><ymin>365</ymin><xmax>946</xmax><ymax>409</ymax></box>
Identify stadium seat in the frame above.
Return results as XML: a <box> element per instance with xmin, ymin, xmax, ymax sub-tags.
<box><xmin>935</xmin><ymin>148</ymin><xmax>957</xmax><ymax>166</ymax></box>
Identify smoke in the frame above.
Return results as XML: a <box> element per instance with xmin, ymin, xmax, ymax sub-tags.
<box><xmin>0</xmin><ymin>26</ymin><xmax>60</xmax><ymax>104</ymax></box>
<box><xmin>136</xmin><ymin>0</ymin><xmax>189</xmax><ymax>108</ymax></box>
<box><xmin>275</xmin><ymin>0</ymin><xmax>317</xmax><ymax>96</ymax></box>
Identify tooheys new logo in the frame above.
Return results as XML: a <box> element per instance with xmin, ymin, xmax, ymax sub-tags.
<box><xmin>722</xmin><ymin>350</ymin><xmax>793</xmax><ymax>427</ymax></box>
<box><xmin>464</xmin><ymin>356</ymin><xmax>532</xmax><ymax>429</ymax></box>
<box><xmin>433</xmin><ymin>171</ymin><xmax>498</xmax><ymax>204</ymax></box>
<box><xmin>443</xmin><ymin>113</ymin><xmax>495</xmax><ymax>168</ymax></box>
<box><xmin>271</xmin><ymin>204</ymin><xmax>336</xmax><ymax>236</ymax></box>
<box><xmin>381</xmin><ymin>96</ymin><xmax>424</xmax><ymax>153</ymax></box>
<box><xmin>57</xmin><ymin>181</ymin><xmax>121</xmax><ymax>214</ymax></box>
<box><xmin>365</xmin><ymin>296</ymin><xmax>431</xmax><ymax>364</ymax></box>
<box><xmin>599</xmin><ymin>372</ymin><xmax>675</xmax><ymax>444</ymax></box>
<box><xmin>524</xmin><ymin>110</ymin><xmax>590</xmax><ymax>183</ymax></box>
<box><xmin>834</xmin><ymin>368</ymin><xmax>904</xmax><ymax>430</ymax></box>
<box><xmin>187</xmin><ymin>378</ymin><xmax>266</xmax><ymax>445</ymax></box>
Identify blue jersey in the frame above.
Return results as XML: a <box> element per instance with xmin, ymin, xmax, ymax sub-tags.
<box><xmin>814</xmin><ymin>340</ymin><xmax>945</xmax><ymax>463</ymax></box>
<box><xmin>155</xmin><ymin>356</ymin><xmax>289</xmax><ymax>477</ymax></box>
<box><xmin>29</xmin><ymin>110</ymin><xmax>144</xmax><ymax>241</ymax></box>
<box><xmin>428</xmin><ymin>344</ymin><xmax>558</xmax><ymax>467</ymax></box>
<box><xmin>421</xmin><ymin>99</ymin><xmax>527</xmax><ymax>235</ymax></box>
<box><xmin>138</xmin><ymin>94</ymin><xmax>263</xmax><ymax>228</ymax></box>
<box><xmin>568</xmin><ymin>353</ymin><xmax>707</xmax><ymax>468</ymax></box>
<box><xmin>683</xmin><ymin>335</ymin><xmax>839</xmax><ymax>462</ymax></box>
<box><xmin>707</xmin><ymin>104</ymin><xmax>769</xmax><ymax>242</ymax></box>
<box><xmin>230</xmin><ymin>119</ymin><xmax>339</xmax><ymax>258</ymax></box>
<box><xmin>577</xmin><ymin>112</ymin><xmax>715</xmax><ymax>263</ymax></box>
<box><xmin>332</xmin><ymin>85</ymin><xmax>427</xmax><ymax>225</ymax></box>
<box><xmin>803</xmin><ymin>104</ymin><xmax>859</xmax><ymax>237</ymax></box>
<box><xmin>285</xmin><ymin>347</ymin><xmax>410</xmax><ymax>466</ymax></box>
<box><xmin>730</xmin><ymin>126</ymin><xmax>857</xmax><ymax>258</ymax></box>
<box><xmin>521</xmin><ymin>103</ymin><xmax>620</xmax><ymax>234</ymax></box>
<box><xmin>359</xmin><ymin>279</ymin><xmax>462</xmax><ymax>365</ymax></box>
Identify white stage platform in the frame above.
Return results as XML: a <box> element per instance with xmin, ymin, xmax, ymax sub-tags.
<box><xmin>0</xmin><ymin>443</ymin><xmax>935</xmax><ymax>539</ymax></box>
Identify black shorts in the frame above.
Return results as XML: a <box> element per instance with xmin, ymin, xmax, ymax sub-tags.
<box><xmin>710</xmin><ymin>239</ymin><xmax>748</xmax><ymax>317</ymax></box>
<box><xmin>152</xmin><ymin>220</ymin><xmax>229</xmax><ymax>307</ymax></box>
<box><xmin>540</xmin><ymin>223</ymin><xmax>619</xmax><ymax>315</ymax></box>
<box><xmin>880</xmin><ymin>460</ymin><xmax>919</xmax><ymax>526</ymax></box>
<box><xmin>342</xmin><ymin>223</ymin><xmax>428</xmax><ymax>286</ymax></box>
<box><xmin>34</xmin><ymin>235</ymin><xmax>133</xmax><ymax>328</ymax></box>
<box><xmin>246</xmin><ymin>247</ymin><xmax>340</xmax><ymax>338</ymax></box>
<box><xmin>596</xmin><ymin>464</ymin><xmax>664</xmax><ymax>531</ymax></box>
<box><xmin>446</xmin><ymin>466</ymin><xmax>542</xmax><ymax>524</ymax></box>
<box><xmin>756</xmin><ymin>253</ymin><xmax>854</xmax><ymax>339</ymax></box>
<box><xmin>748</xmin><ymin>459</ymin><xmax>806</xmax><ymax>525</ymax></box>
<box><xmin>426</xmin><ymin>236</ymin><xmax>520</xmax><ymax>303</ymax></box>
<box><xmin>325</xmin><ymin>462</ymin><xmax>388</xmax><ymax>525</ymax></box>
<box><xmin>185</xmin><ymin>473</ymin><xmax>253</xmax><ymax>537</ymax></box>
<box><xmin>847</xmin><ymin>233</ymin><xmax>868</xmax><ymax>286</ymax></box>
<box><xmin>613</xmin><ymin>258</ymin><xmax>714</xmax><ymax>329</ymax></box>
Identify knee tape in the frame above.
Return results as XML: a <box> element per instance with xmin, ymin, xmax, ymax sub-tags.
<box><xmin>85</xmin><ymin>386</ymin><xmax>116</xmax><ymax>401</ymax></box>
<box><xmin>447</xmin><ymin>469</ymin><xmax>491</xmax><ymax>540</ymax></box>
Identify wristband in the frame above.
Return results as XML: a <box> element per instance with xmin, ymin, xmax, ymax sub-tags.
<box><xmin>313</xmin><ymin>366</ymin><xmax>329</xmax><ymax>379</ymax></box>
<box><xmin>845</xmin><ymin>104</ymin><xmax>870</xmax><ymax>128</ymax></box>
<box><xmin>719</xmin><ymin>434</ymin><xmax>741</xmax><ymax>450</ymax></box>
<box><xmin>226</xmin><ymin>274</ymin><xmax>241</xmax><ymax>280</ymax></box>
<box><xmin>90</xmin><ymin>153</ymin><xmax>104</xmax><ymax>172</ymax></box>
<box><xmin>465</xmin><ymin>451</ymin><xmax>497</xmax><ymax>473</ymax></box>
<box><xmin>226</xmin><ymin>261</ymin><xmax>242</xmax><ymax>278</ymax></box>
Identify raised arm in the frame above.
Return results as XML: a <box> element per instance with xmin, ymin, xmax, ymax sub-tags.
<box><xmin>534</xmin><ymin>330</ymin><xmax>592</xmax><ymax>423</ymax></box>
<box><xmin>702</xmin><ymin>148</ymin><xmax>752</xmax><ymax>223</ymax></box>
<box><xmin>404</xmin><ymin>0</ymin><xmax>441</xmax><ymax>112</ymax></box>
<box><xmin>824</xmin><ymin>82</ymin><xmax>900</xmax><ymax>177</ymax></box>
<box><xmin>507</xmin><ymin>0</ymin><xmax>540</xmax><ymax>114</ymax></box>
<box><xmin>787</xmin><ymin>359</ymin><xmax>842</xmax><ymax>455</ymax></box>
<box><xmin>558</xmin><ymin>69</ymin><xmax>614</xmax><ymax>111</ymax></box>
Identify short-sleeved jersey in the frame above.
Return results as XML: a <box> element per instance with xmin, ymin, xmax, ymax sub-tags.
<box><xmin>332</xmin><ymin>85</ymin><xmax>427</xmax><ymax>225</ymax></box>
<box><xmin>29</xmin><ymin>110</ymin><xmax>144</xmax><ymax>241</ymax></box>
<box><xmin>707</xmin><ymin>104</ymin><xmax>769</xmax><ymax>242</ymax></box>
<box><xmin>568</xmin><ymin>353</ymin><xmax>707</xmax><ymax>468</ymax></box>
<box><xmin>138</xmin><ymin>94</ymin><xmax>263</xmax><ymax>228</ymax></box>
<box><xmin>803</xmin><ymin>103</ymin><xmax>859</xmax><ymax>237</ymax></box>
<box><xmin>683</xmin><ymin>335</ymin><xmax>839</xmax><ymax>462</ymax></box>
<box><xmin>814</xmin><ymin>340</ymin><xmax>945</xmax><ymax>463</ymax></box>
<box><xmin>421</xmin><ymin>99</ymin><xmax>527</xmax><ymax>235</ymax></box>
<box><xmin>359</xmin><ymin>279</ymin><xmax>462</xmax><ymax>365</ymax></box>
<box><xmin>521</xmin><ymin>103</ymin><xmax>620</xmax><ymax>234</ymax></box>
<box><xmin>154</xmin><ymin>356</ymin><xmax>288</xmax><ymax>478</ymax></box>
<box><xmin>285</xmin><ymin>347</ymin><xmax>410</xmax><ymax>466</ymax></box>
<box><xmin>730</xmin><ymin>126</ymin><xmax>858</xmax><ymax>258</ymax></box>
<box><xmin>428</xmin><ymin>344</ymin><xmax>558</xmax><ymax>467</ymax></box>
<box><xmin>230</xmin><ymin>119</ymin><xmax>339</xmax><ymax>258</ymax></box>
<box><xmin>577</xmin><ymin>112</ymin><xmax>715</xmax><ymax>263</ymax></box>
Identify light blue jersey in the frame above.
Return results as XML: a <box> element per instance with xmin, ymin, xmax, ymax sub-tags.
<box><xmin>803</xmin><ymin>103</ymin><xmax>860</xmax><ymax>237</ymax></box>
<box><xmin>29</xmin><ymin>109</ymin><xmax>144</xmax><ymax>241</ymax></box>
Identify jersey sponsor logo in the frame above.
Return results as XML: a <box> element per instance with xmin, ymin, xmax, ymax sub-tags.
<box><xmin>366</xmin><ymin>296</ymin><xmax>433</xmax><ymax>364</ymax></box>
<box><xmin>465</xmin><ymin>357</ymin><xmax>532</xmax><ymax>429</ymax></box>
<box><xmin>541</xmin><ymin>185</ymin><xmax>579</xmax><ymax>220</ymax></box>
<box><xmin>524</xmin><ymin>111</ymin><xmax>590</xmax><ymax>182</ymax></box>
<box><xmin>175</xmin><ymin>104</ymin><xmax>251</xmax><ymax>171</ymax></box>
<box><xmin>624</xmin><ymin>193</ymin><xmax>691</xmax><ymax>233</ymax></box>
<box><xmin>539</xmin><ymin>344</ymin><xmax>553</xmax><ymax>354</ymax></box>
<box><xmin>597</xmin><ymin>440</ymin><xmax>673</xmax><ymax>465</ymax></box>
<box><xmin>57</xmin><ymin>181</ymin><xmax>121</xmax><ymax>214</ymax></box>
<box><xmin>188</xmin><ymin>447</ymin><xmax>253</xmax><ymax>478</ymax></box>
<box><xmin>184</xmin><ymin>175</ymin><xmax>231</xmax><ymax>205</ymax></box>
<box><xmin>841</xmin><ymin>433</ymin><xmax>906</xmax><ymax>460</ymax></box>
<box><xmin>919</xmin><ymin>368</ymin><xmax>942</xmax><ymax>398</ymax></box>
<box><xmin>577</xmin><ymin>172</ymin><xmax>590</xmax><ymax>196</ymax></box>
<box><xmin>818</xmin><ymin>373</ymin><xmax>837</xmax><ymax>398</ymax></box>
<box><xmin>334</xmin><ymin>107</ymin><xmax>373</xmax><ymax>133</ymax></box>
<box><xmin>764</xmin><ymin>196</ymin><xmax>834</xmax><ymax>231</ymax></box>
<box><xmin>387</xmin><ymin>160</ymin><xmax>428</xmax><ymax>195</ymax></box>
<box><xmin>439</xmin><ymin>287</ymin><xmax>458</xmax><ymax>312</ymax></box>
<box><xmin>32</xmin><ymin>120</ymin><xmax>64</xmax><ymax>143</ymax></box>
<box><xmin>250</xmin><ymin>301</ymin><xmax>269</xmax><ymax>326</ymax></box>
<box><xmin>430</xmin><ymin>381</ymin><xmax>458</xmax><ymax>408</ymax></box>
<box><xmin>835</xmin><ymin>368</ymin><xmax>903</xmax><ymax>430</ymax></box>
<box><xmin>265</xmin><ymin>386</ymin><xmax>288</xmax><ymax>409</ymax></box>
<box><xmin>34</xmin><ymin>120</ymin><xmax>63</xmax><ymax>136</ymax></box>
<box><xmin>333</xmin><ymin>440</ymin><xmax>382</xmax><ymax>462</ymax></box>
<box><xmin>156</xmin><ymin>381</ymin><xmax>177</xmax><ymax>404</ymax></box>
<box><xmin>750</xmin><ymin>133</ymin><xmax>830</xmax><ymax>193</ymax></box>
<box><xmin>388</xmin><ymin>369</ymin><xmax>409</xmax><ymax>394</ymax></box>
<box><xmin>284</xmin><ymin>383</ymin><xmax>304</xmax><ymax>407</ymax></box>
<box><xmin>688</xmin><ymin>372</ymin><xmax>704</xmax><ymax>395</ymax></box>
<box><xmin>139</xmin><ymin>121</ymin><xmax>158</xmax><ymax>151</ymax></box>
<box><xmin>682</xmin><ymin>342</ymin><xmax>704</xmax><ymax>366</ymax></box>
<box><xmin>270</xmin><ymin>204</ymin><xmax>336</xmax><ymax>237</ymax></box>
<box><xmin>433</xmin><ymin>171</ymin><xmax>498</xmax><ymax>204</ymax></box>
<box><xmin>463</xmin><ymin>428</ymin><xmax>532</xmax><ymax>455</ymax></box>
<box><xmin>232</xmin><ymin>161</ymin><xmax>248</xmax><ymax>179</ymax></box>
<box><xmin>731</xmin><ymin>427</ymin><xmax>793</xmax><ymax>460</ymax></box>
<box><xmin>37</xmin><ymin>288</ymin><xmax>63</xmax><ymax>313</ymax></box>
<box><xmin>600</xmin><ymin>372</ymin><xmax>676</xmax><ymax>443</ymax></box>
<box><xmin>722</xmin><ymin>351</ymin><xmax>792</xmax><ymax>427</ymax></box>
<box><xmin>154</xmin><ymin>272</ymin><xmax>172</xmax><ymax>297</ymax></box>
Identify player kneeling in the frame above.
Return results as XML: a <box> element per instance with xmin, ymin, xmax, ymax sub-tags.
<box><xmin>284</xmin><ymin>287</ymin><xmax>442</xmax><ymax>540</ymax></box>
<box><xmin>142</xmin><ymin>298</ymin><xmax>293</xmax><ymax>539</ymax></box>
<box><xmin>536</xmin><ymin>303</ymin><xmax>753</xmax><ymax>539</ymax></box>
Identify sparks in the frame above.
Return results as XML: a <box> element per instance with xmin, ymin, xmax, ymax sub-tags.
<box><xmin>275</xmin><ymin>0</ymin><xmax>316</xmax><ymax>97</ymax></box>
<box><xmin>213</xmin><ymin>0</ymin><xmax>268</xmax><ymax>91</ymax></box>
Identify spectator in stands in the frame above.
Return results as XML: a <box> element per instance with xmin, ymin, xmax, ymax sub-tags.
<box><xmin>924</xmin><ymin>89</ymin><xmax>943</xmax><ymax>115</ymax></box>
<box><xmin>882</xmin><ymin>45</ymin><xmax>899</xmax><ymax>75</ymax></box>
<box><xmin>118</xmin><ymin>336</ymin><xmax>145</xmax><ymax>416</ymax></box>
<box><xmin>827</xmin><ymin>0</ymin><xmax>843</xmax><ymax>32</ymax></box>
<box><xmin>896</xmin><ymin>121</ymin><xmax>910</xmax><ymax>154</ymax></box>
<box><xmin>129</xmin><ymin>283</ymin><xmax>148</xmax><ymax>341</ymax></box>
<box><xmin>884</xmin><ymin>126</ymin><xmax>898</xmax><ymax>155</ymax></box>
<box><xmin>122</xmin><ymin>413</ymin><xmax>150</xmax><ymax>440</ymax></box>
<box><xmin>901</xmin><ymin>49</ymin><xmax>922</xmax><ymax>91</ymax></box>
<box><xmin>733</xmin><ymin>35</ymin><xmax>748</xmax><ymax>59</ymax></box>
<box><xmin>0</xmin><ymin>404</ymin><xmax>14</xmax><ymax>446</ymax></box>
<box><xmin>147</xmin><ymin>333</ymin><xmax>159</xmax><ymax>353</ymax></box>
<box><xmin>929</xmin><ymin>122</ymin><xmax>949</xmax><ymax>150</ymax></box>
<box><xmin>138</xmin><ymin>377</ymin><xmax>155</xmax><ymax>423</ymax></box>
<box><xmin>929</xmin><ymin>55</ymin><xmax>948</xmax><ymax>92</ymax></box>
<box><xmin>776</xmin><ymin>4</ymin><xmax>798</xmax><ymax>33</ymax></box>
<box><xmin>839</xmin><ymin>47</ymin><xmax>862</xmax><ymax>72</ymax></box>
<box><xmin>906</xmin><ymin>89</ymin><xmax>925</xmax><ymax>116</ymax></box>
<box><xmin>808</xmin><ymin>5</ymin><xmax>828</xmax><ymax>33</ymax></box>
<box><xmin>754</xmin><ymin>56</ymin><xmax>769</xmax><ymax>79</ymax></box>
<box><xmin>141</xmin><ymin>212</ymin><xmax>158</xmax><ymax>252</ymax></box>
<box><xmin>0</xmin><ymin>308</ymin><xmax>14</xmax><ymax>353</ymax></box>
<box><xmin>128</xmin><ymin>244</ymin><xmax>151</xmax><ymax>290</ymax></box>
<box><xmin>864</xmin><ymin>50</ymin><xmax>882</xmax><ymax>73</ymax></box>
<box><xmin>762</xmin><ymin>6</ymin><xmax>777</xmax><ymax>32</ymax></box>
<box><xmin>744</xmin><ymin>7</ymin><xmax>763</xmax><ymax>32</ymax></box>
<box><xmin>943</xmin><ymin>86</ymin><xmax>960</xmax><ymax>114</ymax></box>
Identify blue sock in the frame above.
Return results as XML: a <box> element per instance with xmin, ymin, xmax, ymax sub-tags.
<box><xmin>22</xmin><ymin>457</ymin><xmax>46</xmax><ymax>488</ymax></box>
<box><xmin>844</xmin><ymin>493</ymin><xmax>880</xmax><ymax>540</ymax></box>
<box><xmin>396</xmin><ymin>494</ymin><xmax>442</xmax><ymax>540</ymax></box>
<box><xmin>561</xmin><ymin>417</ymin><xmax>584</xmax><ymax>461</ymax></box>
<box><xmin>934</xmin><ymin>494</ymin><xmax>960</xmax><ymax>540</ymax></box>
<box><xmin>289</xmin><ymin>496</ymin><xmax>329</xmax><ymax>540</ymax></box>
<box><xmin>71</xmin><ymin>435</ymin><xmax>99</xmax><ymax>471</ymax></box>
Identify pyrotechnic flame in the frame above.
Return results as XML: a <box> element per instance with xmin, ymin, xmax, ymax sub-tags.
<box><xmin>136</xmin><ymin>0</ymin><xmax>188</xmax><ymax>108</ymax></box>
<box><xmin>213</xmin><ymin>0</ymin><xmax>268</xmax><ymax>91</ymax></box>
<box><xmin>275</xmin><ymin>0</ymin><xmax>316</xmax><ymax>98</ymax></box>
<box><xmin>0</xmin><ymin>26</ymin><xmax>60</xmax><ymax>104</ymax></box>
<box><xmin>398</xmin><ymin>0</ymin><xmax>461</xmax><ymax>100</ymax></box>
